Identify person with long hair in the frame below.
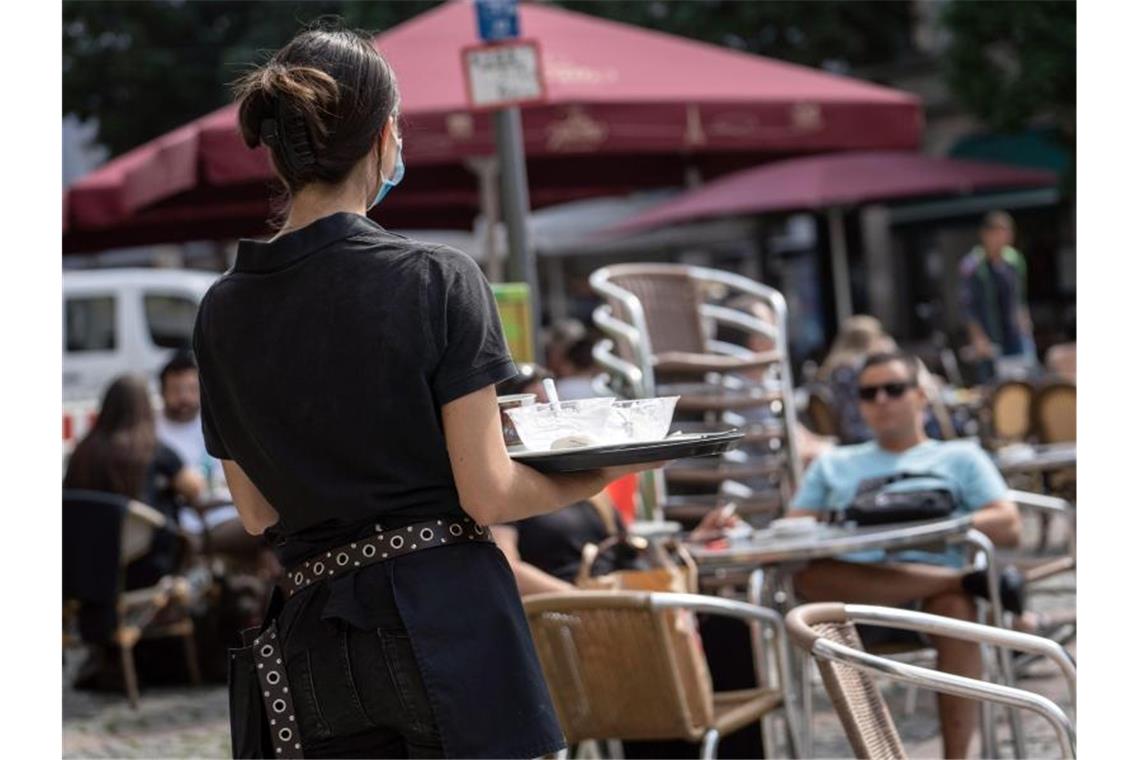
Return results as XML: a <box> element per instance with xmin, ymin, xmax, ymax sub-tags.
<box><xmin>66</xmin><ymin>374</ymin><xmax>161</xmax><ymax>500</ymax></box>
<box><xmin>64</xmin><ymin>374</ymin><xmax>203</xmax><ymax>587</ymax></box>
<box><xmin>198</xmin><ymin>24</ymin><xmax>663</xmax><ymax>758</ymax></box>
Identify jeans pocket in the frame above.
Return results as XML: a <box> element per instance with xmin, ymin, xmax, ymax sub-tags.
<box><xmin>377</xmin><ymin>630</ymin><xmax>441</xmax><ymax>742</ymax></box>
<box><xmin>286</xmin><ymin>650</ymin><xmax>332</xmax><ymax>743</ymax></box>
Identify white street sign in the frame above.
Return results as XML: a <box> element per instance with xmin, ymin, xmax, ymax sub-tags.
<box><xmin>463</xmin><ymin>40</ymin><xmax>545</xmax><ymax>109</ymax></box>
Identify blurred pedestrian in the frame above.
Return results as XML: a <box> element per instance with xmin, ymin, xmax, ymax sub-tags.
<box><xmin>204</xmin><ymin>24</ymin><xmax>663</xmax><ymax>758</ymax></box>
<box><xmin>496</xmin><ymin>362</ymin><xmax>555</xmax><ymax>401</ymax></box>
<box><xmin>959</xmin><ymin>211</ymin><xmax>1036</xmax><ymax>379</ymax></box>
<box><xmin>718</xmin><ymin>294</ymin><xmax>833</xmax><ymax>466</ymax></box>
<box><xmin>544</xmin><ymin>317</ymin><xmax>586</xmax><ymax>377</ymax></box>
<box><xmin>554</xmin><ymin>334</ymin><xmax>600</xmax><ymax>399</ymax></box>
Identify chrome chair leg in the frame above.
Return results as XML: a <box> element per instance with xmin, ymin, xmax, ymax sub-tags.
<box><xmin>699</xmin><ymin>728</ymin><xmax>721</xmax><ymax>759</ymax></box>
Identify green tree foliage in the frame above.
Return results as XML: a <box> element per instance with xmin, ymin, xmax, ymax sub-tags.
<box><xmin>941</xmin><ymin>0</ymin><xmax>1075</xmax><ymax>136</ymax></box>
<box><xmin>63</xmin><ymin>1</ymin><xmax>436</xmax><ymax>157</ymax></box>
<box><xmin>554</xmin><ymin>0</ymin><xmax>915</xmax><ymax>72</ymax></box>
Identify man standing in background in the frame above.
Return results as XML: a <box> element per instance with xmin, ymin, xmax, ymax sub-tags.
<box><xmin>959</xmin><ymin>211</ymin><xmax>1036</xmax><ymax>380</ymax></box>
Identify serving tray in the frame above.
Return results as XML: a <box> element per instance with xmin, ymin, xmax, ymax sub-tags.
<box><xmin>510</xmin><ymin>430</ymin><xmax>744</xmax><ymax>473</ymax></box>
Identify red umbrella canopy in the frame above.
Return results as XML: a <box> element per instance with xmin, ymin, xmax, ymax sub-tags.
<box><xmin>64</xmin><ymin>1</ymin><xmax>921</xmax><ymax>252</ymax></box>
<box><xmin>608</xmin><ymin>151</ymin><xmax>1058</xmax><ymax>235</ymax></box>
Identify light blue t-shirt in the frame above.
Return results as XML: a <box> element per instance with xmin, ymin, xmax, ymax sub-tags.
<box><xmin>791</xmin><ymin>439</ymin><xmax>1008</xmax><ymax>566</ymax></box>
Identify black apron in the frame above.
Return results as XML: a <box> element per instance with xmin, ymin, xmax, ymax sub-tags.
<box><xmin>229</xmin><ymin>540</ymin><xmax>565</xmax><ymax>759</ymax></box>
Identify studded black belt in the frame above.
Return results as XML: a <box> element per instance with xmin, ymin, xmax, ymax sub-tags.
<box><xmin>279</xmin><ymin>515</ymin><xmax>494</xmax><ymax>599</ymax></box>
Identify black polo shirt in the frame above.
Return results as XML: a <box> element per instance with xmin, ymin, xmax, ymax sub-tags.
<box><xmin>193</xmin><ymin>212</ymin><xmax>517</xmax><ymax>556</ymax></box>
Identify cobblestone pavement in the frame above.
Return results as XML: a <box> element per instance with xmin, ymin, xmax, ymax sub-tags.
<box><xmin>64</xmin><ymin>544</ymin><xmax>1075</xmax><ymax>758</ymax></box>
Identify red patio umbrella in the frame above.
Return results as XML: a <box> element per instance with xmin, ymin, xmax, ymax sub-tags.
<box><xmin>64</xmin><ymin>1</ymin><xmax>922</xmax><ymax>253</ymax></box>
<box><xmin>606</xmin><ymin>150</ymin><xmax>1057</xmax><ymax>320</ymax></box>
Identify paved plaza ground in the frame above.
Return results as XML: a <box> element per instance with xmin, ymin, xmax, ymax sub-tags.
<box><xmin>64</xmin><ymin>532</ymin><xmax>1075</xmax><ymax>759</ymax></box>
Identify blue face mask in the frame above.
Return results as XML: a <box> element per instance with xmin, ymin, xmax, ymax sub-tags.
<box><xmin>369</xmin><ymin>138</ymin><xmax>404</xmax><ymax>210</ymax></box>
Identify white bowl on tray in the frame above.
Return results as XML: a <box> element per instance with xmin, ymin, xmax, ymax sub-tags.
<box><xmin>603</xmin><ymin>396</ymin><xmax>680</xmax><ymax>445</ymax></box>
<box><xmin>505</xmin><ymin>398</ymin><xmax>616</xmax><ymax>452</ymax></box>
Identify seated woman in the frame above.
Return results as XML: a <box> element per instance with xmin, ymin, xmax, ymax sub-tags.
<box><xmin>492</xmin><ymin>492</ymin><xmax>644</xmax><ymax>595</ymax></box>
<box><xmin>64</xmin><ymin>374</ymin><xmax>205</xmax><ymax>589</ymax></box>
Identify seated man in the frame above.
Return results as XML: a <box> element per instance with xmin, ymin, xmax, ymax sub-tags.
<box><xmin>155</xmin><ymin>350</ymin><xmax>242</xmax><ymax>538</ymax></box>
<box><xmin>787</xmin><ymin>351</ymin><xmax>1022</xmax><ymax>760</ymax></box>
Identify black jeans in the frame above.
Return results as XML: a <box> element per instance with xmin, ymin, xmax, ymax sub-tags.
<box><xmin>278</xmin><ymin>589</ymin><xmax>444</xmax><ymax>758</ymax></box>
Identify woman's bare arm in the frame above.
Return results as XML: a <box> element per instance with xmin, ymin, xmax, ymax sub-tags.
<box><xmin>490</xmin><ymin>524</ymin><xmax>576</xmax><ymax>596</ymax></box>
<box><xmin>221</xmin><ymin>459</ymin><xmax>280</xmax><ymax>535</ymax></box>
<box><xmin>443</xmin><ymin>384</ymin><xmax>665</xmax><ymax>525</ymax></box>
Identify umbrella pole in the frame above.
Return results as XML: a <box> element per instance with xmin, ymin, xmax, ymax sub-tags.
<box><xmin>827</xmin><ymin>207</ymin><xmax>854</xmax><ymax>325</ymax></box>
<box><xmin>495</xmin><ymin>107</ymin><xmax>542</xmax><ymax>360</ymax></box>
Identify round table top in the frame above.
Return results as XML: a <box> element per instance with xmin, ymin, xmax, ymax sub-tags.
<box><xmin>685</xmin><ymin>515</ymin><xmax>974</xmax><ymax>571</ymax></box>
<box><xmin>995</xmin><ymin>443</ymin><xmax>1076</xmax><ymax>475</ymax></box>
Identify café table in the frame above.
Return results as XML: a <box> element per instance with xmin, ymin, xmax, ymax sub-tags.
<box><xmin>685</xmin><ymin>515</ymin><xmax>1027</xmax><ymax>758</ymax></box>
<box><xmin>997</xmin><ymin>443</ymin><xmax>1077</xmax><ymax>556</ymax></box>
<box><xmin>996</xmin><ymin>442</ymin><xmax>1077</xmax><ymax>477</ymax></box>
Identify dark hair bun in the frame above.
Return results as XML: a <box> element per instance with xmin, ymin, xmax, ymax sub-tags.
<box><xmin>233</xmin><ymin>26</ymin><xmax>399</xmax><ymax>191</ymax></box>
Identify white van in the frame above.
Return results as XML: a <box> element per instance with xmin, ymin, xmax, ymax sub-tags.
<box><xmin>63</xmin><ymin>268</ymin><xmax>219</xmax><ymax>406</ymax></box>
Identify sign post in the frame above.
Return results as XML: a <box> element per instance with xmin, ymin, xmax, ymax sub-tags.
<box><xmin>466</xmin><ymin>0</ymin><xmax>543</xmax><ymax>362</ymax></box>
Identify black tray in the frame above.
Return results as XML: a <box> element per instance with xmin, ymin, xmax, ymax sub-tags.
<box><xmin>510</xmin><ymin>430</ymin><xmax>744</xmax><ymax>474</ymax></box>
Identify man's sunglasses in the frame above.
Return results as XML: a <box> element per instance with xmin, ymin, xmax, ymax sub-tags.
<box><xmin>857</xmin><ymin>381</ymin><xmax>916</xmax><ymax>402</ymax></box>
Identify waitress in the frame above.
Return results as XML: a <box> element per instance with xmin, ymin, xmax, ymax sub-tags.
<box><xmin>197</xmin><ymin>25</ymin><xmax>662</xmax><ymax>760</ymax></box>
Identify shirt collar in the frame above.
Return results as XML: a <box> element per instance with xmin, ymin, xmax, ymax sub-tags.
<box><xmin>234</xmin><ymin>212</ymin><xmax>385</xmax><ymax>273</ymax></box>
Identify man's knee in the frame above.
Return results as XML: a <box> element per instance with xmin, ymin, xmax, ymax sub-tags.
<box><xmin>793</xmin><ymin>560</ymin><xmax>841</xmax><ymax>601</ymax></box>
<box><xmin>924</xmin><ymin>591</ymin><xmax>976</xmax><ymax>621</ymax></box>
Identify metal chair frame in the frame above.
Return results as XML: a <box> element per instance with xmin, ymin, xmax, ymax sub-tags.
<box><xmin>525</xmin><ymin>590</ymin><xmax>803</xmax><ymax>759</ymax></box>
<box><xmin>589</xmin><ymin>264</ymin><xmax>802</xmax><ymax>520</ymax></box>
<box><xmin>785</xmin><ymin>602</ymin><xmax>1076</xmax><ymax>759</ymax></box>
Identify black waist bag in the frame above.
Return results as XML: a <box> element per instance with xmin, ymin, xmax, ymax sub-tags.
<box><xmin>844</xmin><ymin>472</ymin><xmax>960</xmax><ymax>527</ymax></box>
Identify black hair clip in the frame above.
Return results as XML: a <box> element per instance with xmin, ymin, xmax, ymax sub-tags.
<box><xmin>274</xmin><ymin>97</ymin><xmax>317</xmax><ymax>172</ymax></box>
<box><xmin>259</xmin><ymin>118</ymin><xmax>279</xmax><ymax>146</ymax></box>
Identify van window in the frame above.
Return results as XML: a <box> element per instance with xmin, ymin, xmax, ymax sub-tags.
<box><xmin>65</xmin><ymin>296</ymin><xmax>117</xmax><ymax>352</ymax></box>
<box><xmin>144</xmin><ymin>294</ymin><xmax>199</xmax><ymax>349</ymax></box>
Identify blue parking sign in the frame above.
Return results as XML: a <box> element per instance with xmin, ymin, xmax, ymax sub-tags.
<box><xmin>474</xmin><ymin>0</ymin><xmax>519</xmax><ymax>42</ymax></box>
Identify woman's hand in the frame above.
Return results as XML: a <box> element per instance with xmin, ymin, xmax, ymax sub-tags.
<box><xmin>689</xmin><ymin>504</ymin><xmax>742</xmax><ymax>542</ymax></box>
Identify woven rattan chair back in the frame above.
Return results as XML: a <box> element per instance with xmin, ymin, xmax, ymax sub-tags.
<box><xmin>1033</xmin><ymin>382</ymin><xmax>1076</xmax><ymax>444</ymax></box>
<box><xmin>989</xmin><ymin>380</ymin><xmax>1035</xmax><ymax>442</ymax></box>
<box><xmin>812</xmin><ymin>621</ymin><xmax>907</xmax><ymax>760</ymax></box>
<box><xmin>607</xmin><ymin>266</ymin><xmax>708</xmax><ymax>357</ymax></box>
<box><xmin>524</xmin><ymin>593</ymin><xmax>713</xmax><ymax>743</ymax></box>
